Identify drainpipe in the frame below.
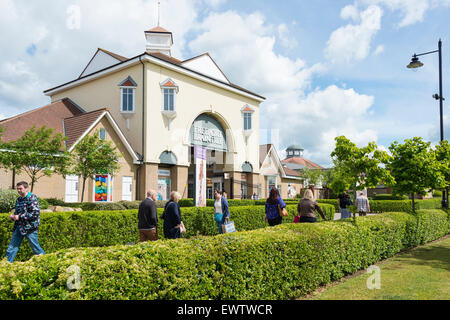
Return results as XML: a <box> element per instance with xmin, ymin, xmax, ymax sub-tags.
<box><xmin>138</xmin><ymin>55</ymin><xmax>146</xmax><ymax>200</ymax></box>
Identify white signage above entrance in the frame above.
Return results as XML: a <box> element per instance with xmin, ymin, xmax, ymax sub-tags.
<box><xmin>190</xmin><ymin>114</ymin><xmax>227</xmax><ymax>152</ymax></box>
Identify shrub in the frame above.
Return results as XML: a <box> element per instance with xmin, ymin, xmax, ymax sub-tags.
<box><xmin>433</xmin><ymin>190</ymin><xmax>443</xmax><ymax>198</ymax></box>
<box><xmin>118</xmin><ymin>201</ymin><xmax>141</xmax><ymax>210</ymax></box>
<box><xmin>0</xmin><ymin>189</ymin><xmax>18</xmax><ymax>213</ymax></box>
<box><xmin>0</xmin><ymin>210</ymin><xmax>447</xmax><ymax>300</ymax></box>
<box><xmin>38</xmin><ymin>198</ymin><xmax>49</xmax><ymax>210</ymax></box>
<box><xmin>79</xmin><ymin>202</ymin><xmax>127</xmax><ymax>211</ymax></box>
<box><xmin>0</xmin><ymin>203</ymin><xmax>335</xmax><ymax>262</ymax></box>
<box><xmin>372</xmin><ymin>194</ymin><xmax>408</xmax><ymax>200</ymax></box>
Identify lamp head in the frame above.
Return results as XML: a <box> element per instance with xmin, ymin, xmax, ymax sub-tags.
<box><xmin>407</xmin><ymin>55</ymin><xmax>424</xmax><ymax>69</ymax></box>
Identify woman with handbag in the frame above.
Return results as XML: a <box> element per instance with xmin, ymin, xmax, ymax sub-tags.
<box><xmin>213</xmin><ymin>190</ymin><xmax>230</xmax><ymax>234</ymax></box>
<box><xmin>294</xmin><ymin>189</ymin><xmax>327</xmax><ymax>223</ymax></box>
<box><xmin>161</xmin><ymin>191</ymin><xmax>185</xmax><ymax>239</ymax></box>
<box><xmin>265</xmin><ymin>188</ymin><xmax>287</xmax><ymax>227</ymax></box>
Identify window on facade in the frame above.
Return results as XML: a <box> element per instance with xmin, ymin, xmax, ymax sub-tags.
<box><xmin>163</xmin><ymin>88</ymin><xmax>175</xmax><ymax>111</ymax></box>
<box><xmin>243</xmin><ymin>112</ymin><xmax>252</xmax><ymax>130</ymax></box>
<box><xmin>121</xmin><ymin>88</ymin><xmax>135</xmax><ymax>112</ymax></box>
<box><xmin>99</xmin><ymin>128</ymin><xmax>106</xmax><ymax>140</ymax></box>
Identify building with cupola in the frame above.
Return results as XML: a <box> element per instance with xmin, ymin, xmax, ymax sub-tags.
<box><xmin>0</xmin><ymin>26</ymin><xmax>271</xmax><ymax>202</ymax></box>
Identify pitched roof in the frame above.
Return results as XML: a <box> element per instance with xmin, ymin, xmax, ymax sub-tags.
<box><xmin>282</xmin><ymin>166</ymin><xmax>301</xmax><ymax>177</ymax></box>
<box><xmin>146</xmin><ymin>26</ymin><xmax>172</xmax><ymax>33</ymax></box>
<box><xmin>282</xmin><ymin>157</ymin><xmax>324</xmax><ymax>170</ymax></box>
<box><xmin>45</xmin><ymin>52</ymin><xmax>265</xmax><ymax>101</ymax></box>
<box><xmin>63</xmin><ymin>109</ymin><xmax>107</xmax><ymax>149</ymax></box>
<box><xmin>259</xmin><ymin>144</ymin><xmax>273</xmax><ymax>167</ymax></box>
<box><xmin>98</xmin><ymin>48</ymin><xmax>128</xmax><ymax>62</ymax></box>
<box><xmin>0</xmin><ymin>98</ymin><xmax>84</xmax><ymax>143</ymax></box>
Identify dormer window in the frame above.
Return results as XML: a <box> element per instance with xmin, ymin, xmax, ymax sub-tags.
<box><xmin>163</xmin><ymin>88</ymin><xmax>175</xmax><ymax>111</ymax></box>
<box><xmin>241</xmin><ymin>105</ymin><xmax>255</xmax><ymax>141</ymax></box>
<box><xmin>118</xmin><ymin>76</ymin><xmax>137</xmax><ymax>113</ymax></box>
<box><xmin>160</xmin><ymin>79</ymin><xmax>179</xmax><ymax>130</ymax></box>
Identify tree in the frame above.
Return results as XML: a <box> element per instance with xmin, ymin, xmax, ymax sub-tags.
<box><xmin>325</xmin><ymin>167</ymin><xmax>351</xmax><ymax>197</ymax></box>
<box><xmin>4</xmin><ymin>126</ymin><xmax>71</xmax><ymax>192</ymax></box>
<box><xmin>387</xmin><ymin>137</ymin><xmax>445</xmax><ymax>213</ymax></box>
<box><xmin>331</xmin><ymin>136</ymin><xmax>393</xmax><ymax>200</ymax></box>
<box><xmin>434</xmin><ymin>139</ymin><xmax>450</xmax><ymax>207</ymax></box>
<box><xmin>300</xmin><ymin>167</ymin><xmax>323</xmax><ymax>188</ymax></box>
<box><xmin>71</xmin><ymin>131</ymin><xmax>121</xmax><ymax>203</ymax></box>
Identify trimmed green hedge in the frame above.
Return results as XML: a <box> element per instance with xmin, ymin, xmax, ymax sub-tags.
<box><xmin>0</xmin><ymin>203</ymin><xmax>335</xmax><ymax>262</ymax></box>
<box><xmin>0</xmin><ymin>209</ymin><xmax>447</xmax><ymax>300</ymax></box>
<box><xmin>371</xmin><ymin>194</ymin><xmax>409</xmax><ymax>200</ymax></box>
<box><xmin>317</xmin><ymin>198</ymin><xmax>442</xmax><ymax>213</ymax></box>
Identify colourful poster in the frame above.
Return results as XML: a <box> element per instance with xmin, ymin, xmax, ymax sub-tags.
<box><xmin>194</xmin><ymin>145</ymin><xmax>207</xmax><ymax>207</ymax></box>
<box><xmin>95</xmin><ymin>175</ymin><xmax>109</xmax><ymax>202</ymax></box>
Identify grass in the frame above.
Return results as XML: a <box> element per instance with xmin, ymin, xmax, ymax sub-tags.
<box><xmin>300</xmin><ymin>235</ymin><xmax>450</xmax><ymax>300</ymax></box>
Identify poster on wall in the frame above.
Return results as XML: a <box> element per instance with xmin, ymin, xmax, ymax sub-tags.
<box><xmin>194</xmin><ymin>145</ymin><xmax>207</xmax><ymax>207</ymax></box>
<box><xmin>95</xmin><ymin>175</ymin><xmax>109</xmax><ymax>202</ymax></box>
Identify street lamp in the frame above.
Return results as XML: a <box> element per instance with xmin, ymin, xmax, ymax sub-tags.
<box><xmin>407</xmin><ymin>39</ymin><xmax>448</xmax><ymax>209</ymax></box>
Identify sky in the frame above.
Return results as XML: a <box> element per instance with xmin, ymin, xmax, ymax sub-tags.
<box><xmin>0</xmin><ymin>0</ymin><xmax>449</xmax><ymax>167</ymax></box>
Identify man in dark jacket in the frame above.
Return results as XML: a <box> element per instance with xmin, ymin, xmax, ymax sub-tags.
<box><xmin>138</xmin><ymin>190</ymin><xmax>158</xmax><ymax>242</ymax></box>
<box><xmin>5</xmin><ymin>181</ymin><xmax>45</xmax><ymax>263</ymax></box>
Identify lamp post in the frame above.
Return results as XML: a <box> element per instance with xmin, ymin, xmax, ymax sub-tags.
<box><xmin>407</xmin><ymin>39</ymin><xmax>448</xmax><ymax>209</ymax></box>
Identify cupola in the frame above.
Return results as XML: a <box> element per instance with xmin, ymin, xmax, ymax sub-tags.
<box><xmin>145</xmin><ymin>26</ymin><xmax>173</xmax><ymax>56</ymax></box>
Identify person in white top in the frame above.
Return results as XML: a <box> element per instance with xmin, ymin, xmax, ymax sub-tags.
<box><xmin>355</xmin><ymin>191</ymin><xmax>370</xmax><ymax>217</ymax></box>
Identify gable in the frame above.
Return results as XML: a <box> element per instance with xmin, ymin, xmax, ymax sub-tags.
<box><xmin>80</xmin><ymin>49</ymin><xmax>127</xmax><ymax>78</ymax></box>
<box><xmin>181</xmin><ymin>53</ymin><xmax>230</xmax><ymax>84</ymax></box>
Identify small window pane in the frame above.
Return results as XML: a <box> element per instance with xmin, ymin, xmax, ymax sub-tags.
<box><xmin>99</xmin><ymin>128</ymin><xmax>106</xmax><ymax>140</ymax></box>
<box><xmin>128</xmin><ymin>92</ymin><xmax>133</xmax><ymax>111</ymax></box>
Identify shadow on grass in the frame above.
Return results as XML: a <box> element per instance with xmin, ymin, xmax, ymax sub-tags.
<box><xmin>395</xmin><ymin>245</ymin><xmax>450</xmax><ymax>271</ymax></box>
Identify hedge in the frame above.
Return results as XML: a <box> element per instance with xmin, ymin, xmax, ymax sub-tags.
<box><xmin>0</xmin><ymin>203</ymin><xmax>335</xmax><ymax>262</ymax></box>
<box><xmin>317</xmin><ymin>198</ymin><xmax>442</xmax><ymax>213</ymax></box>
<box><xmin>0</xmin><ymin>209</ymin><xmax>447</xmax><ymax>300</ymax></box>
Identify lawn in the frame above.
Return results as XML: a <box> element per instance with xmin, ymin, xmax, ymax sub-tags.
<box><xmin>301</xmin><ymin>236</ymin><xmax>450</xmax><ymax>300</ymax></box>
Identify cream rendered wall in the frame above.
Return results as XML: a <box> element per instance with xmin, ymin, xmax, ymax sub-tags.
<box><xmin>145</xmin><ymin>63</ymin><xmax>261</xmax><ymax>174</ymax></box>
<box><xmin>50</xmin><ymin>63</ymin><xmax>144</xmax><ymax>156</ymax></box>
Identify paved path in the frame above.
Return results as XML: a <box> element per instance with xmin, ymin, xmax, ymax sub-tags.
<box><xmin>333</xmin><ymin>212</ymin><xmax>377</xmax><ymax>220</ymax></box>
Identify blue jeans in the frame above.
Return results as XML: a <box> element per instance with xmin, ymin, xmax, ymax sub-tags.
<box><xmin>5</xmin><ymin>228</ymin><xmax>45</xmax><ymax>263</ymax></box>
<box><xmin>340</xmin><ymin>208</ymin><xmax>351</xmax><ymax>219</ymax></box>
<box><xmin>215</xmin><ymin>213</ymin><xmax>224</xmax><ymax>234</ymax></box>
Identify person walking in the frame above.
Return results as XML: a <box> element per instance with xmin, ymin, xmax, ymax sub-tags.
<box><xmin>295</xmin><ymin>189</ymin><xmax>327</xmax><ymax>223</ymax></box>
<box><xmin>265</xmin><ymin>188</ymin><xmax>287</xmax><ymax>227</ymax></box>
<box><xmin>355</xmin><ymin>191</ymin><xmax>370</xmax><ymax>217</ymax></box>
<box><xmin>161</xmin><ymin>191</ymin><xmax>183</xmax><ymax>239</ymax></box>
<box><xmin>214</xmin><ymin>190</ymin><xmax>230</xmax><ymax>234</ymax></box>
<box><xmin>5</xmin><ymin>181</ymin><xmax>45</xmax><ymax>263</ymax></box>
<box><xmin>138</xmin><ymin>190</ymin><xmax>159</xmax><ymax>242</ymax></box>
<box><xmin>338</xmin><ymin>191</ymin><xmax>352</xmax><ymax>219</ymax></box>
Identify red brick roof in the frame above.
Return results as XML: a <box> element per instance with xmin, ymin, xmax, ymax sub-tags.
<box><xmin>64</xmin><ymin>109</ymin><xmax>107</xmax><ymax>148</ymax></box>
<box><xmin>0</xmin><ymin>98</ymin><xmax>84</xmax><ymax>143</ymax></box>
<box><xmin>282</xmin><ymin>157</ymin><xmax>324</xmax><ymax>169</ymax></box>
<box><xmin>283</xmin><ymin>166</ymin><xmax>301</xmax><ymax>177</ymax></box>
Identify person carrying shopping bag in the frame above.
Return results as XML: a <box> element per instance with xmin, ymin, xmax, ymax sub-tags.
<box><xmin>214</xmin><ymin>190</ymin><xmax>230</xmax><ymax>234</ymax></box>
<box><xmin>265</xmin><ymin>188</ymin><xmax>287</xmax><ymax>227</ymax></box>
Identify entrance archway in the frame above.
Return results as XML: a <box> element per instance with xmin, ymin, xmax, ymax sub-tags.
<box><xmin>187</xmin><ymin>112</ymin><xmax>235</xmax><ymax>199</ymax></box>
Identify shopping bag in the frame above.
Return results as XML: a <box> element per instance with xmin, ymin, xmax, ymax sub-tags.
<box><xmin>278</xmin><ymin>205</ymin><xmax>289</xmax><ymax>217</ymax></box>
<box><xmin>222</xmin><ymin>221</ymin><xmax>236</xmax><ymax>234</ymax></box>
<box><xmin>180</xmin><ymin>221</ymin><xmax>186</xmax><ymax>234</ymax></box>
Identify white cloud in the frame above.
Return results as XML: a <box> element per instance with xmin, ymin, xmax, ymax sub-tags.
<box><xmin>277</xmin><ymin>23</ymin><xmax>298</xmax><ymax>50</ymax></box>
<box><xmin>187</xmin><ymin>10</ymin><xmax>377</xmax><ymax>166</ymax></box>
<box><xmin>373</xmin><ymin>44</ymin><xmax>384</xmax><ymax>56</ymax></box>
<box><xmin>341</xmin><ymin>4</ymin><xmax>360</xmax><ymax>21</ymax></box>
<box><xmin>360</xmin><ymin>0</ymin><xmax>450</xmax><ymax>27</ymax></box>
<box><xmin>325</xmin><ymin>5</ymin><xmax>383</xmax><ymax>64</ymax></box>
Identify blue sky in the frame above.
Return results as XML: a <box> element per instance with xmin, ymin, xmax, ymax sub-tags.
<box><xmin>0</xmin><ymin>0</ymin><xmax>449</xmax><ymax>166</ymax></box>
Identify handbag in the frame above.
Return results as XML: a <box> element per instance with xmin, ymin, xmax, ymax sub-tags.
<box><xmin>222</xmin><ymin>221</ymin><xmax>236</xmax><ymax>234</ymax></box>
<box><xmin>278</xmin><ymin>204</ymin><xmax>288</xmax><ymax>217</ymax></box>
<box><xmin>180</xmin><ymin>221</ymin><xmax>186</xmax><ymax>234</ymax></box>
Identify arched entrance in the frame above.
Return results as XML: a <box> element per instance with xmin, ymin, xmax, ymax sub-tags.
<box><xmin>187</xmin><ymin>113</ymin><xmax>234</xmax><ymax>199</ymax></box>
